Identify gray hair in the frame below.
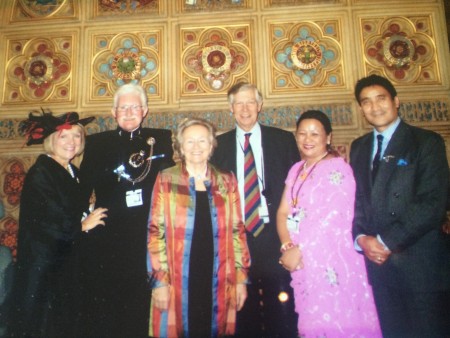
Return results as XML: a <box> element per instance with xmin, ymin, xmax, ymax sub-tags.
<box><xmin>113</xmin><ymin>83</ymin><xmax>148</xmax><ymax>109</ymax></box>
<box><xmin>227</xmin><ymin>82</ymin><xmax>263</xmax><ymax>105</ymax></box>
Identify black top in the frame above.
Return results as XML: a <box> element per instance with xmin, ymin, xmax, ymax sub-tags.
<box><xmin>189</xmin><ymin>190</ymin><xmax>214</xmax><ymax>337</ymax></box>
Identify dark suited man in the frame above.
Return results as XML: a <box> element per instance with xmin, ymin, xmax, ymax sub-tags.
<box><xmin>79</xmin><ymin>84</ymin><xmax>175</xmax><ymax>338</ymax></box>
<box><xmin>350</xmin><ymin>74</ymin><xmax>450</xmax><ymax>338</ymax></box>
<box><xmin>210</xmin><ymin>82</ymin><xmax>299</xmax><ymax>338</ymax></box>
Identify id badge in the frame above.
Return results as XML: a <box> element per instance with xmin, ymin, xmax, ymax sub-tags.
<box><xmin>126</xmin><ymin>189</ymin><xmax>143</xmax><ymax>207</ymax></box>
<box><xmin>287</xmin><ymin>214</ymin><xmax>300</xmax><ymax>234</ymax></box>
<box><xmin>259</xmin><ymin>204</ymin><xmax>270</xmax><ymax>224</ymax></box>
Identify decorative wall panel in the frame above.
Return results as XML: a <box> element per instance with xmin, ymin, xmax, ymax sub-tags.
<box><xmin>360</xmin><ymin>15</ymin><xmax>441</xmax><ymax>84</ymax></box>
<box><xmin>179</xmin><ymin>24</ymin><xmax>253</xmax><ymax>96</ymax></box>
<box><xmin>3</xmin><ymin>32</ymin><xmax>77</xmax><ymax>105</ymax></box>
<box><xmin>92</xmin><ymin>0</ymin><xmax>160</xmax><ymax>17</ymax></box>
<box><xmin>267</xmin><ymin>0</ymin><xmax>345</xmax><ymax>6</ymax></box>
<box><xmin>352</xmin><ymin>0</ymin><xmax>438</xmax><ymax>3</ymax></box>
<box><xmin>9</xmin><ymin>0</ymin><xmax>76</xmax><ymax>22</ymax></box>
<box><xmin>270</xmin><ymin>19</ymin><xmax>345</xmax><ymax>91</ymax></box>
<box><xmin>88</xmin><ymin>28</ymin><xmax>164</xmax><ymax>103</ymax></box>
<box><xmin>178</xmin><ymin>0</ymin><xmax>250</xmax><ymax>13</ymax></box>
<box><xmin>0</xmin><ymin>156</ymin><xmax>36</xmax><ymax>259</ymax></box>
<box><xmin>399</xmin><ymin>98</ymin><xmax>449</xmax><ymax>123</ymax></box>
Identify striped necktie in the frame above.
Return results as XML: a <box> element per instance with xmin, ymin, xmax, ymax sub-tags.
<box><xmin>244</xmin><ymin>133</ymin><xmax>264</xmax><ymax>236</ymax></box>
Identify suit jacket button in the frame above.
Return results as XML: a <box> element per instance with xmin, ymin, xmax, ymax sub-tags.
<box><xmin>393</xmin><ymin>192</ymin><xmax>400</xmax><ymax>198</ymax></box>
<box><xmin>391</xmin><ymin>211</ymin><xmax>396</xmax><ymax>216</ymax></box>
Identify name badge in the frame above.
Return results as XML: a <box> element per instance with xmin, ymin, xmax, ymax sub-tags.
<box><xmin>126</xmin><ymin>189</ymin><xmax>143</xmax><ymax>207</ymax></box>
<box><xmin>259</xmin><ymin>204</ymin><xmax>270</xmax><ymax>224</ymax></box>
<box><xmin>287</xmin><ymin>214</ymin><xmax>300</xmax><ymax>234</ymax></box>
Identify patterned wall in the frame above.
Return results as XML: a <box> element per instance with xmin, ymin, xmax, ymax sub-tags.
<box><xmin>0</xmin><ymin>0</ymin><xmax>449</xmax><ymax>257</ymax></box>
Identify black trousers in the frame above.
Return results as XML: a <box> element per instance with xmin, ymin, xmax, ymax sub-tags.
<box><xmin>236</xmin><ymin>228</ymin><xmax>298</xmax><ymax>338</ymax></box>
<box><xmin>372</xmin><ymin>285</ymin><xmax>450</xmax><ymax>338</ymax></box>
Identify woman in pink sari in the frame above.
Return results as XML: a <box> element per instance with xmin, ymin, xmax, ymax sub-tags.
<box><xmin>277</xmin><ymin>110</ymin><xmax>382</xmax><ymax>337</ymax></box>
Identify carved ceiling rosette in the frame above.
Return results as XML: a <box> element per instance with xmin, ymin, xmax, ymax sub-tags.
<box><xmin>4</xmin><ymin>37</ymin><xmax>72</xmax><ymax>104</ymax></box>
<box><xmin>91</xmin><ymin>32</ymin><xmax>161</xmax><ymax>101</ymax></box>
<box><xmin>181</xmin><ymin>26</ymin><xmax>252</xmax><ymax>96</ymax></box>
<box><xmin>362</xmin><ymin>16</ymin><xmax>439</xmax><ymax>84</ymax></box>
<box><xmin>271</xmin><ymin>20</ymin><xmax>343</xmax><ymax>92</ymax></box>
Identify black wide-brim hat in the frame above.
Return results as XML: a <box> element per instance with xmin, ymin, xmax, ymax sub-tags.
<box><xmin>21</xmin><ymin>109</ymin><xmax>95</xmax><ymax>146</ymax></box>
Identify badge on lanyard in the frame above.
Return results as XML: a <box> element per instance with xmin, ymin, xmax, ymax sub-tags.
<box><xmin>259</xmin><ymin>204</ymin><xmax>270</xmax><ymax>224</ymax></box>
<box><xmin>126</xmin><ymin>189</ymin><xmax>143</xmax><ymax>207</ymax></box>
<box><xmin>287</xmin><ymin>214</ymin><xmax>300</xmax><ymax>234</ymax></box>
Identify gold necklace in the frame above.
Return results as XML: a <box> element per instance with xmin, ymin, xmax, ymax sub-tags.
<box><xmin>299</xmin><ymin>151</ymin><xmax>328</xmax><ymax>180</ymax></box>
<box><xmin>292</xmin><ymin>151</ymin><xmax>329</xmax><ymax>207</ymax></box>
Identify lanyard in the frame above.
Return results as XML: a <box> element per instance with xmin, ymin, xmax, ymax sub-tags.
<box><xmin>290</xmin><ymin>152</ymin><xmax>328</xmax><ymax>209</ymax></box>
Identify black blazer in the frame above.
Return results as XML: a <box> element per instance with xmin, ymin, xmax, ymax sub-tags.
<box><xmin>210</xmin><ymin>124</ymin><xmax>300</xmax><ymax>240</ymax></box>
<box><xmin>79</xmin><ymin>127</ymin><xmax>175</xmax><ymax>275</ymax></box>
<box><xmin>350</xmin><ymin>121</ymin><xmax>450</xmax><ymax>292</ymax></box>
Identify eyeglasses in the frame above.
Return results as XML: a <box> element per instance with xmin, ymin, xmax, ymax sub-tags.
<box><xmin>116</xmin><ymin>105</ymin><xmax>143</xmax><ymax>114</ymax></box>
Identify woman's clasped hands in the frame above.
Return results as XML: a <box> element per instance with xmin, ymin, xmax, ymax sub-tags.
<box><xmin>279</xmin><ymin>244</ymin><xmax>304</xmax><ymax>272</ymax></box>
<box><xmin>153</xmin><ymin>285</ymin><xmax>170</xmax><ymax>311</ymax></box>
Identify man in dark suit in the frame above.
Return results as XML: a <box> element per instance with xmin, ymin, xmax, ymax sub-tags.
<box><xmin>79</xmin><ymin>84</ymin><xmax>175</xmax><ymax>338</ymax></box>
<box><xmin>210</xmin><ymin>82</ymin><xmax>299</xmax><ymax>338</ymax></box>
<box><xmin>350</xmin><ymin>74</ymin><xmax>450</xmax><ymax>338</ymax></box>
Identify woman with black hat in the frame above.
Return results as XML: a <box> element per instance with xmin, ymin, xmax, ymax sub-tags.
<box><xmin>8</xmin><ymin>110</ymin><xmax>107</xmax><ymax>338</ymax></box>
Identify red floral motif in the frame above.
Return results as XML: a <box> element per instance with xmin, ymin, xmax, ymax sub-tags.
<box><xmin>13</xmin><ymin>43</ymin><xmax>70</xmax><ymax>98</ymax></box>
<box><xmin>4</xmin><ymin>162</ymin><xmax>26</xmax><ymax>207</ymax></box>
<box><xmin>366</xmin><ymin>23</ymin><xmax>428</xmax><ymax>80</ymax></box>
<box><xmin>0</xmin><ymin>217</ymin><xmax>18</xmax><ymax>260</ymax></box>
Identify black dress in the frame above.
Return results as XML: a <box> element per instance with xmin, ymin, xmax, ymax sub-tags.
<box><xmin>188</xmin><ymin>190</ymin><xmax>214</xmax><ymax>337</ymax></box>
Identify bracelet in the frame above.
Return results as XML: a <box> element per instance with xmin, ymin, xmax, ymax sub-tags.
<box><xmin>280</xmin><ymin>242</ymin><xmax>296</xmax><ymax>253</ymax></box>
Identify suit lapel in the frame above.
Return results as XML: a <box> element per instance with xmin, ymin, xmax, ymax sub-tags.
<box><xmin>222</xmin><ymin>129</ymin><xmax>238</xmax><ymax>174</ymax></box>
<box><xmin>260</xmin><ymin>125</ymin><xmax>268</xmax><ymax>189</ymax></box>
<box><xmin>372</xmin><ymin>122</ymin><xmax>410</xmax><ymax>193</ymax></box>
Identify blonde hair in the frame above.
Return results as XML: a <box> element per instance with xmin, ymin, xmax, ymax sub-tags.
<box><xmin>174</xmin><ymin>117</ymin><xmax>217</xmax><ymax>161</ymax></box>
<box><xmin>43</xmin><ymin>124</ymin><xmax>86</xmax><ymax>157</ymax></box>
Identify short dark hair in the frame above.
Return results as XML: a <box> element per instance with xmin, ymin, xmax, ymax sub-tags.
<box><xmin>296</xmin><ymin>110</ymin><xmax>332</xmax><ymax>135</ymax></box>
<box><xmin>354</xmin><ymin>74</ymin><xmax>397</xmax><ymax>105</ymax></box>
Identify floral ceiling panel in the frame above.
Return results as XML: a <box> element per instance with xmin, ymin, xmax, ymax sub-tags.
<box><xmin>179</xmin><ymin>24</ymin><xmax>253</xmax><ymax>96</ymax></box>
<box><xmin>270</xmin><ymin>19</ymin><xmax>345</xmax><ymax>92</ymax></box>
<box><xmin>179</xmin><ymin>0</ymin><xmax>249</xmax><ymax>12</ymax></box>
<box><xmin>267</xmin><ymin>0</ymin><xmax>344</xmax><ymax>6</ymax></box>
<box><xmin>10</xmin><ymin>0</ymin><xmax>76</xmax><ymax>22</ymax></box>
<box><xmin>88</xmin><ymin>29</ymin><xmax>163</xmax><ymax>103</ymax></box>
<box><xmin>360</xmin><ymin>15</ymin><xmax>440</xmax><ymax>84</ymax></box>
<box><xmin>4</xmin><ymin>33</ymin><xmax>75</xmax><ymax>104</ymax></box>
<box><xmin>93</xmin><ymin>0</ymin><xmax>160</xmax><ymax>17</ymax></box>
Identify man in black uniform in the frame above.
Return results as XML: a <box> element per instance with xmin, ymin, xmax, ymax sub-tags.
<box><xmin>79</xmin><ymin>84</ymin><xmax>175</xmax><ymax>338</ymax></box>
